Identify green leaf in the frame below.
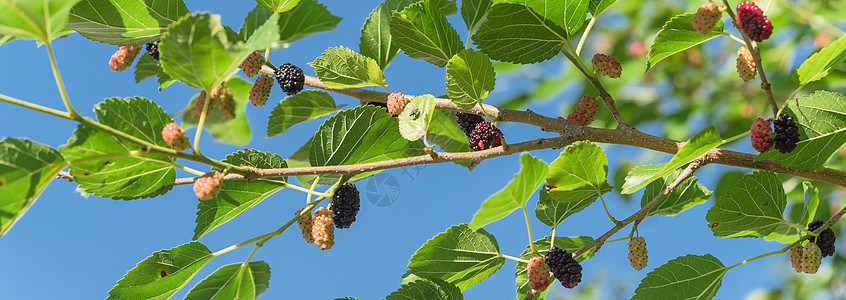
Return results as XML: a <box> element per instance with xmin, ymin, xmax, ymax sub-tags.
<box><xmin>388</xmin><ymin>274</ymin><xmax>463</xmax><ymax>300</ymax></box>
<box><xmin>267</xmin><ymin>90</ymin><xmax>339</xmax><ymax>137</ymax></box>
<box><xmin>589</xmin><ymin>0</ymin><xmax>619</xmax><ymax>17</ymax></box>
<box><xmin>277</xmin><ymin>0</ymin><xmax>341</xmax><ymax>44</ymax></box>
<box><xmin>309</xmin><ymin>106</ymin><xmax>426</xmax><ymax>167</ymax></box>
<box><xmin>194</xmin><ymin>149</ymin><xmax>287</xmax><ymax>239</ymax></box>
<box><xmin>646</xmin><ymin>12</ymin><xmax>726</xmax><ymax>72</ymax></box>
<box><xmin>472</xmin><ymin>3</ymin><xmax>567</xmax><ymax>64</ymax></box>
<box><xmin>427</xmin><ymin>110</ymin><xmax>473</xmax><ymax>168</ymax></box>
<box><xmin>632</xmin><ymin>254</ymin><xmax>726</xmax><ymax>300</ymax></box>
<box><xmin>706</xmin><ymin>171</ymin><xmax>787</xmax><ymax>238</ymax></box>
<box><xmin>765</xmin><ymin>181</ymin><xmax>819</xmax><ymax>244</ymax></box>
<box><xmin>515</xmin><ymin>236</ymin><xmax>595</xmax><ymax>299</ymax></box>
<box><xmin>182</xmin><ymin>78</ymin><xmax>253</xmax><ymax>146</ymax></box>
<box><xmin>391</xmin><ymin>0</ymin><xmax>463</xmax><ymax>67</ymax></box>
<box><xmin>640</xmin><ymin>170</ymin><xmax>711</xmax><ymax>216</ymax></box>
<box><xmin>491</xmin><ymin>0</ymin><xmax>564</xmax><ymax>30</ymax></box>
<box><xmin>107</xmin><ymin>241</ymin><xmax>214</xmax><ymax>300</ymax></box>
<box><xmin>796</xmin><ymin>35</ymin><xmax>846</xmax><ymax>85</ymax></box>
<box><xmin>408</xmin><ymin>224</ymin><xmax>504</xmax><ymax>290</ymax></box>
<box><xmin>185</xmin><ymin>261</ymin><xmax>271</xmax><ymax>300</ymax></box>
<box><xmin>755</xmin><ymin>91</ymin><xmax>846</xmax><ymax>170</ymax></box>
<box><xmin>460</xmin><ymin>0</ymin><xmax>491</xmax><ymax>32</ymax></box>
<box><xmin>67</xmin><ymin>0</ymin><xmax>187</xmax><ymax>45</ymax></box>
<box><xmin>545</xmin><ymin>141</ymin><xmax>609</xmax><ymax>203</ymax></box>
<box><xmin>0</xmin><ymin>139</ymin><xmax>64</xmax><ymax>237</ymax></box>
<box><xmin>535</xmin><ymin>185</ymin><xmax>611</xmax><ymax>227</ymax></box>
<box><xmin>309</xmin><ymin>46</ymin><xmax>386</xmax><ymax>89</ymax></box>
<box><xmin>431</xmin><ymin>0</ymin><xmax>458</xmax><ymax>15</ymax></box>
<box><xmin>445</xmin><ymin>49</ymin><xmax>496</xmax><ymax>109</ymax></box>
<box><xmin>254</xmin><ymin>0</ymin><xmax>299</xmax><ymax>12</ymax></box>
<box><xmin>621</xmin><ymin>126</ymin><xmax>722</xmax><ymax>194</ymax></box>
<box><xmin>563</xmin><ymin>0</ymin><xmax>589</xmax><ymax>38</ymax></box>
<box><xmin>469</xmin><ymin>153</ymin><xmax>548</xmax><ymax>229</ymax></box>
<box><xmin>0</xmin><ymin>0</ymin><xmax>80</xmax><ymax>42</ymax></box>
<box><xmin>134</xmin><ymin>54</ymin><xmax>160</xmax><ymax>83</ymax></box>
<box><xmin>398</xmin><ymin>94</ymin><xmax>437</xmax><ymax>141</ymax></box>
<box><xmin>360</xmin><ymin>0</ymin><xmax>415</xmax><ymax>70</ymax></box>
<box><xmin>239</xmin><ymin>8</ymin><xmax>281</xmax><ymax>50</ymax></box>
<box><xmin>61</xmin><ymin>97</ymin><xmax>175</xmax><ymax>200</ymax></box>
<box><xmin>159</xmin><ymin>13</ymin><xmax>252</xmax><ymax>92</ymax></box>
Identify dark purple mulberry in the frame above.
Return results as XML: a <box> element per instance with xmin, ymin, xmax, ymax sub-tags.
<box><xmin>772</xmin><ymin>113</ymin><xmax>800</xmax><ymax>154</ymax></box>
<box><xmin>808</xmin><ymin>220</ymin><xmax>836</xmax><ymax>257</ymax></box>
<box><xmin>145</xmin><ymin>41</ymin><xmax>160</xmax><ymax>60</ymax></box>
<box><xmin>456</xmin><ymin>112</ymin><xmax>484</xmax><ymax>137</ymax></box>
<box><xmin>331</xmin><ymin>183</ymin><xmax>360</xmax><ymax>229</ymax></box>
<box><xmin>469</xmin><ymin>121</ymin><xmax>504</xmax><ymax>151</ymax></box>
<box><xmin>736</xmin><ymin>1</ymin><xmax>773</xmax><ymax>42</ymax></box>
<box><xmin>545</xmin><ymin>246</ymin><xmax>582</xmax><ymax>289</ymax></box>
<box><xmin>275</xmin><ymin>63</ymin><xmax>305</xmax><ymax>95</ymax></box>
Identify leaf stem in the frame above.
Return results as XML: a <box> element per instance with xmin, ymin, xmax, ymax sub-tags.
<box><xmin>604</xmin><ymin>236</ymin><xmax>630</xmax><ymax>245</ymax></box>
<box><xmin>45</xmin><ymin>40</ymin><xmax>79</xmax><ymax>119</ymax></box>
<box><xmin>598</xmin><ymin>193</ymin><xmax>618</xmax><ymax>224</ymax></box>
<box><xmin>283</xmin><ymin>181</ymin><xmax>332</xmax><ymax>198</ymax></box>
<box><xmin>575</xmin><ymin>17</ymin><xmax>597</xmax><ymax>56</ymax></box>
<box><xmin>169</xmin><ymin>105</ymin><xmax>194</xmax><ymax>119</ymax></box>
<box><xmin>726</xmin><ymin>244</ymin><xmax>789</xmax><ymax>270</ymax></box>
<box><xmin>727</xmin><ymin>34</ymin><xmax>746</xmax><ymax>45</ymax></box>
<box><xmin>0</xmin><ymin>93</ymin><xmax>72</xmax><ymax>120</ymax></box>
<box><xmin>193</xmin><ymin>92</ymin><xmax>210</xmax><ymax>154</ymax></box>
<box><xmin>500</xmin><ymin>253</ymin><xmax>530</xmax><ymax>264</ymax></box>
<box><xmin>522</xmin><ymin>205</ymin><xmax>538</xmax><ymax>255</ymax></box>
<box><xmin>306</xmin><ymin>176</ymin><xmax>320</xmax><ymax>205</ymax></box>
<box><xmin>722</xmin><ymin>130</ymin><xmax>751</xmax><ymax>144</ymax></box>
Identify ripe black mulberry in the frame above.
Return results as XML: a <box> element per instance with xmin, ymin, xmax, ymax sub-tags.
<box><xmin>456</xmin><ymin>112</ymin><xmax>484</xmax><ymax>137</ymax></box>
<box><xmin>772</xmin><ymin>113</ymin><xmax>800</xmax><ymax>154</ymax></box>
<box><xmin>808</xmin><ymin>220</ymin><xmax>836</xmax><ymax>257</ymax></box>
<box><xmin>146</xmin><ymin>41</ymin><xmax>160</xmax><ymax>60</ymax></box>
<box><xmin>545</xmin><ymin>246</ymin><xmax>582</xmax><ymax>289</ymax></box>
<box><xmin>276</xmin><ymin>63</ymin><xmax>305</xmax><ymax>95</ymax></box>
<box><xmin>331</xmin><ymin>183</ymin><xmax>360</xmax><ymax>229</ymax></box>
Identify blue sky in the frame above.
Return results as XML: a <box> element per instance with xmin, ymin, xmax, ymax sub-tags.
<box><xmin>0</xmin><ymin>1</ymin><xmax>801</xmax><ymax>299</ymax></box>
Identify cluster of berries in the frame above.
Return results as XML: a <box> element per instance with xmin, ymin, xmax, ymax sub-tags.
<box><xmin>525</xmin><ymin>247</ymin><xmax>585</xmax><ymax>293</ymax></box>
<box><xmin>749</xmin><ymin>114</ymin><xmax>800</xmax><ymax>154</ymax></box>
<box><xmin>787</xmin><ymin>220</ymin><xmax>837</xmax><ymax>274</ymax></box>
<box><xmin>455</xmin><ymin>112</ymin><xmax>504</xmax><ymax>151</ymax></box>
<box><xmin>146</xmin><ymin>41</ymin><xmax>160</xmax><ymax>60</ymax></box>
<box><xmin>566</xmin><ymin>95</ymin><xmax>599</xmax><ymax>126</ymax></box>
<box><xmin>295</xmin><ymin>184</ymin><xmax>361</xmax><ymax>251</ymax></box>
<box><xmin>195</xmin><ymin>87</ymin><xmax>236</xmax><ymax>119</ymax></box>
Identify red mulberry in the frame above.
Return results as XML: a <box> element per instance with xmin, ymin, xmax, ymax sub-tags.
<box><xmin>736</xmin><ymin>1</ymin><xmax>773</xmax><ymax>42</ymax></box>
<box><xmin>161</xmin><ymin>122</ymin><xmax>190</xmax><ymax>152</ymax></box>
<box><xmin>193</xmin><ymin>172</ymin><xmax>223</xmax><ymax>201</ymax></box>
<box><xmin>250</xmin><ymin>75</ymin><xmax>273</xmax><ymax>107</ymax></box>
<box><xmin>212</xmin><ymin>87</ymin><xmax>235</xmax><ymax>120</ymax></box>
<box><xmin>527</xmin><ymin>256</ymin><xmax>551</xmax><ymax>292</ymax></box>
<box><xmin>692</xmin><ymin>2</ymin><xmax>722</xmax><ymax>35</ymax></box>
<box><xmin>469</xmin><ymin>121</ymin><xmax>504</xmax><ymax>151</ymax></box>
<box><xmin>591</xmin><ymin>53</ymin><xmax>622</xmax><ymax>78</ymax></box>
<box><xmin>566</xmin><ymin>95</ymin><xmax>599</xmax><ymax>126</ymax></box>
<box><xmin>194</xmin><ymin>90</ymin><xmax>214</xmax><ymax>117</ymax></box>
<box><xmin>241</xmin><ymin>51</ymin><xmax>265</xmax><ymax>78</ymax></box>
<box><xmin>387</xmin><ymin>92</ymin><xmax>405</xmax><ymax>116</ymax></box>
<box><xmin>312</xmin><ymin>207</ymin><xmax>335</xmax><ymax>251</ymax></box>
<box><xmin>628</xmin><ymin>237</ymin><xmax>648</xmax><ymax>271</ymax></box>
<box><xmin>750</xmin><ymin>117</ymin><xmax>773</xmax><ymax>152</ymax></box>
<box><xmin>109</xmin><ymin>45</ymin><xmax>142</xmax><ymax>72</ymax></box>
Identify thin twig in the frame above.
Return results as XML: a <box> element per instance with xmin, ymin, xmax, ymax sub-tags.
<box><xmin>722</xmin><ymin>0</ymin><xmax>779</xmax><ymax>116</ymax></box>
<box><xmin>573</xmin><ymin>156</ymin><xmax>709</xmax><ymax>257</ymax></box>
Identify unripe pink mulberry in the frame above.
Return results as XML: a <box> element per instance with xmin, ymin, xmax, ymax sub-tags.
<box><xmin>736</xmin><ymin>1</ymin><xmax>773</xmax><ymax>42</ymax></box>
<box><xmin>296</xmin><ymin>209</ymin><xmax>315</xmax><ymax>244</ymax></box>
<box><xmin>527</xmin><ymin>256</ymin><xmax>551</xmax><ymax>292</ymax></box>
<box><xmin>750</xmin><ymin>117</ymin><xmax>773</xmax><ymax>152</ymax></box>
<box><xmin>250</xmin><ymin>75</ymin><xmax>273</xmax><ymax>107</ymax></box>
<box><xmin>788</xmin><ymin>243</ymin><xmax>803</xmax><ymax>273</ymax></box>
<box><xmin>387</xmin><ymin>92</ymin><xmax>405</xmax><ymax>116</ymax></box>
<box><xmin>802</xmin><ymin>242</ymin><xmax>822</xmax><ymax>274</ymax></box>
<box><xmin>193</xmin><ymin>172</ymin><xmax>223</xmax><ymax>201</ymax></box>
<box><xmin>692</xmin><ymin>2</ymin><xmax>722</xmax><ymax>35</ymax></box>
<box><xmin>566</xmin><ymin>95</ymin><xmax>599</xmax><ymax>126</ymax></box>
<box><xmin>736</xmin><ymin>46</ymin><xmax>757</xmax><ymax>82</ymax></box>
<box><xmin>194</xmin><ymin>90</ymin><xmax>214</xmax><ymax>117</ymax></box>
<box><xmin>161</xmin><ymin>122</ymin><xmax>190</xmax><ymax>152</ymax></box>
<box><xmin>212</xmin><ymin>87</ymin><xmax>235</xmax><ymax>120</ymax></box>
<box><xmin>241</xmin><ymin>51</ymin><xmax>265</xmax><ymax>77</ymax></box>
<box><xmin>312</xmin><ymin>207</ymin><xmax>335</xmax><ymax>251</ymax></box>
<box><xmin>628</xmin><ymin>237</ymin><xmax>648</xmax><ymax>271</ymax></box>
<box><xmin>591</xmin><ymin>53</ymin><xmax>622</xmax><ymax>78</ymax></box>
<box><xmin>109</xmin><ymin>45</ymin><xmax>143</xmax><ymax>72</ymax></box>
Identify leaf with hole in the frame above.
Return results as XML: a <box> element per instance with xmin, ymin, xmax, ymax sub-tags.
<box><xmin>107</xmin><ymin>241</ymin><xmax>214</xmax><ymax>299</ymax></box>
<box><xmin>706</xmin><ymin>171</ymin><xmax>787</xmax><ymax>238</ymax></box>
<box><xmin>61</xmin><ymin>97</ymin><xmax>175</xmax><ymax>200</ymax></box>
